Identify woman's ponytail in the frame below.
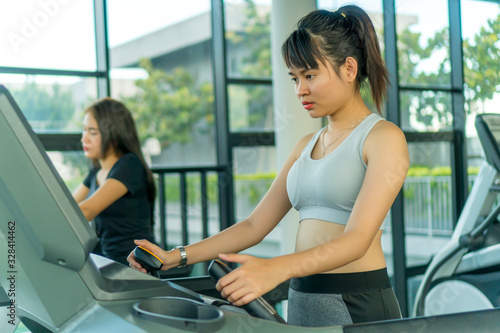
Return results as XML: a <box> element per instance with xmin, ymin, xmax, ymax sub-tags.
<box><xmin>341</xmin><ymin>5</ymin><xmax>389</xmax><ymax>114</ymax></box>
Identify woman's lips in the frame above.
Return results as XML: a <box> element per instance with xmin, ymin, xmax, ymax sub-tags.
<box><xmin>302</xmin><ymin>101</ymin><xmax>314</xmax><ymax>110</ymax></box>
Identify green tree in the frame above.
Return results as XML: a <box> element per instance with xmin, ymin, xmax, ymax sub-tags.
<box><xmin>396</xmin><ymin>6</ymin><xmax>500</xmax><ymax>129</ymax></box>
<box><xmin>463</xmin><ymin>13</ymin><xmax>500</xmax><ymax>114</ymax></box>
<box><xmin>226</xmin><ymin>0</ymin><xmax>273</xmax><ymax>130</ymax></box>
<box><xmin>9</xmin><ymin>80</ymin><xmax>88</xmax><ymax>190</ymax></box>
<box><xmin>11</xmin><ymin>79</ymin><xmax>75</xmax><ymax>131</ymax></box>
<box><xmin>232</xmin><ymin>0</ymin><xmax>272</xmax><ymax>78</ymax></box>
<box><xmin>397</xmin><ymin>27</ymin><xmax>452</xmax><ymax>130</ymax></box>
<box><xmin>123</xmin><ymin>58</ymin><xmax>214</xmax><ymax>148</ymax></box>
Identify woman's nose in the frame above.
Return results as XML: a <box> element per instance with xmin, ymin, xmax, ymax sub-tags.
<box><xmin>295</xmin><ymin>80</ymin><xmax>309</xmax><ymax>97</ymax></box>
<box><xmin>81</xmin><ymin>131</ymin><xmax>88</xmax><ymax>143</ymax></box>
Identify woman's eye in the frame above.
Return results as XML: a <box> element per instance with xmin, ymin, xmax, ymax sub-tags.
<box><xmin>306</xmin><ymin>74</ymin><xmax>314</xmax><ymax>80</ymax></box>
<box><xmin>290</xmin><ymin>77</ymin><xmax>298</xmax><ymax>83</ymax></box>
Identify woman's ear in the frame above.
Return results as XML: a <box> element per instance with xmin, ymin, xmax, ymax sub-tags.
<box><xmin>344</xmin><ymin>57</ymin><xmax>358</xmax><ymax>83</ymax></box>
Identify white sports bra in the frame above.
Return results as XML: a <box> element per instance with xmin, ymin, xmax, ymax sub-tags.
<box><xmin>286</xmin><ymin>113</ymin><xmax>387</xmax><ymax>229</ymax></box>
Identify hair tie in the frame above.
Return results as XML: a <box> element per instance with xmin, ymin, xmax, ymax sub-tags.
<box><xmin>340</xmin><ymin>12</ymin><xmax>346</xmax><ymax>18</ymax></box>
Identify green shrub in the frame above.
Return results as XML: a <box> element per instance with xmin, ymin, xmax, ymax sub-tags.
<box><xmin>161</xmin><ymin>174</ymin><xmax>219</xmax><ymax>204</ymax></box>
<box><xmin>160</xmin><ymin>172</ymin><xmax>278</xmax><ymax>205</ymax></box>
<box><xmin>406</xmin><ymin>166</ymin><xmax>431</xmax><ymax>177</ymax></box>
<box><xmin>235</xmin><ymin>173</ymin><xmax>276</xmax><ymax>205</ymax></box>
<box><xmin>407</xmin><ymin>165</ymin><xmax>480</xmax><ymax>177</ymax></box>
<box><xmin>430</xmin><ymin>166</ymin><xmax>451</xmax><ymax>176</ymax></box>
<box><xmin>158</xmin><ymin>166</ymin><xmax>479</xmax><ymax>205</ymax></box>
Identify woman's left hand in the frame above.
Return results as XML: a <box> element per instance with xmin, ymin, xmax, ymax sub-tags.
<box><xmin>215</xmin><ymin>253</ymin><xmax>285</xmax><ymax>306</ymax></box>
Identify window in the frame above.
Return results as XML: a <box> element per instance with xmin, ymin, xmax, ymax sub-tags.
<box><xmin>396</xmin><ymin>0</ymin><xmax>451</xmax><ymax>88</ymax></box>
<box><xmin>400</xmin><ymin>90</ymin><xmax>453</xmax><ymax>132</ymax></box>
<box><xmin>107</xmin><ymin>0</ymin><xmax>216</xmax><ymax>167</ymax></box>
<box><xmin>0</xmin><ymin>1</ymin><xmax>96</xmax><ymax>71</ymax></box>
<box><xmin>1</xmin><ymin>74</ymin><xmax>97</xmax><ymax>133</ymax></box>
<box><xmin>225</xmin><ymin>0</ymin><xmax>273</xmax><ymax>132</ymax></box>
<box><xmin>462</xmin><ymin>0</ymin><xmax>500</xmax><ymax>167</ymax></box>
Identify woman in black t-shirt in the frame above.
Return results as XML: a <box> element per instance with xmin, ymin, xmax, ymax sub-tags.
<box><xmin>73</xmin><ymin>98</ymin><xmax>156</xmax><ymax>265</ymax></box>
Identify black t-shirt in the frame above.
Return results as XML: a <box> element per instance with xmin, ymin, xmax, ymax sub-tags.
<box><xmin>83</xmin><ymin>153</ymin><xmax>154</xmax><ymax>258</ymax></box>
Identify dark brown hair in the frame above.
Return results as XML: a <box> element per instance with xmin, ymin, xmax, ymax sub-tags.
<box><xmin>281</xmin><ymin>5</ymin><xmax>389</xmax><ymax>113</ymax></box>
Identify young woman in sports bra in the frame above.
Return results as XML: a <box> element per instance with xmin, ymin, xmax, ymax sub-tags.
<box><xmin>128</xmin><ymin>5</ymin><xmax>409</xmax><ymax>327</ymax></box>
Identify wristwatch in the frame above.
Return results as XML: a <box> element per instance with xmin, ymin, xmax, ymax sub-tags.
<box><xmin>172</xmin><ymin>245</ymin><xmax>188</xmax><ymax>268</ymax></box>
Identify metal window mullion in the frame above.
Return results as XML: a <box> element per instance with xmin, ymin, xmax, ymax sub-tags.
<box><xmin>449</xmin><ymin>0</ymin><xmax>467</xmax><ymax>225</ymax></box>
<box><xmin>180</xmin><ymin>173</ymin><xmax>188</xmax><ymax>246</ymax></box>
<box><xmin>404</xmin><ymin>131</ymin><xmax>454</xmax><ymax>142</ymax></box>
<box><xmin>383</xmin><ymin>0</ymin><xmax>408</xmax><ymax>317</ymax></box>
<box><xmin>211</xmin><ymin>0</ymin><xmax>235</xmax><ymax>231</ymax></box>
<box><xmin>38</xmin><ymin>134</ymin><xmax>81</xmax><ymax>151</ymax></box>
<box><xmin>93</xmin><ymin>0</ymin><xmax>111</xmax><ymax>98</ymax></box>
<box><xmin>229</xmin><ymin>132</ymin><xmax>276</xmax><ymax>147</ymax></box>
<box><xmin>0</xmin><ymin>67</ymin><xmax>106</xmax><ymax>77</ymax></box>
<box><xmin>399</xmin><ymin>84</ymin><xmax>461</xmax><ymax>93</ymax></box>
<box><xmin>201</xmin><ymin>171</ymin><xmax>209</xmax><ymax>240</ymax></box>
<box><xmin>201</xmin><ymin>171</ymin><xmax>209</xmax><ymax>273</ymax></box>
<box><xmin>227</xmin><ymin>78</ymin><xmax>272</xmax><ymax>85</ymax></box>
<box><xmin>158</xmin><ymin>173</ymin><xmax>167</xmax><ymax>249</ymax></box>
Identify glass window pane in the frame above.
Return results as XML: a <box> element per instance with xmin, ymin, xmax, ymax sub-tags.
<box><xmin>405</xmin><ymin>141</ymin><xmax>453</xmax><ymax>267</ymax></box>
<box><xmin>107</xmin><ymin>0</ymin><xmax>216</xmax><ymax>167</ymax></box>
<box><xmin>229</xmin><ymin>84</ymin><xmax>274</xmax><ymax>132</ymax></box>
<box><xmin>396</xmin><ymin>0</ymin><xmax>451</xmax><ymax>87</ymax></box>
<box><xmin>462</xmin><ymin>0</ymin><xmax>500</xmax><ymax>167</ymax></box>
<box><xmin>1</xmin><ymin>74</ymin><xmax>97</xmax><ymax>133</ymax></box>
<box><xmin>106</xmin><ymin>0</ymin><xmax>210</xmax><ymax>49</ymax></box>
<box><xmin>405</xmin><ymin>141</ymin><xmax>453</xmax><ymax>311</ymax></box>
<box><xmin>157</xmin><ymin>171</ymin><xmax>221</xmax><ymax>245</ymax></box>
<box><xmin>0</xmin><ymin>1</ymin><xmax>96</xmax><ymax>71</ymax></box>
<box><xmin>381</xmin><ymin>215</ymin><xmax>394</xmax><ymax>280</ymax></box>
<box><xmin>233</xmin><ymin>146</ymin><xmax>278</xmax><ymax>257</ymax></box>
<box><xmin>224</xmin><ymin>0</ymin><xmax>272</xmax><ymax>79</ymax></box>
<box><xmin>400</xmin><ymin>90</ymin><xmax>453</xmax><ymax>132</ymax></box>
<box><xmin>47</xmin><ymin>151</ymin><xmax>89</xmax><ymax>193</ymax></box>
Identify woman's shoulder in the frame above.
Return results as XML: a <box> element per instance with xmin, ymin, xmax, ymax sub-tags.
<box><xmin>364</xmin><ymin>118</ymin><xmax>408</xmax><ymax>158</ymax></box>
<box><xmin>369</xmin><ymin>118</ymin><xmax>405</xmax><ymax>142</ymax></box>
<box><xmin>115</xmin><ymin>153</ymin><xmax>144</xmax><ymax>170</ymax></box>
<box><xmin>118</xmin><ymin>152</ymin><xmax>140</xmax><ymax>163</ymax></box>
<box><xmin>109</xmin><ymin>153</ymin><xmax>148</xmax><ymax>187</ymax></box>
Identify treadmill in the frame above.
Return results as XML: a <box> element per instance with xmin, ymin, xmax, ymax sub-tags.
<box><xmin>413</xmin><ymin>113</ymin><xmax>500</xmax><ymax>317</ymax></box>
<box><xmin>2</xmin><ymin>84</ymin><xmax>500</xmax><ymax>332</ymax></box>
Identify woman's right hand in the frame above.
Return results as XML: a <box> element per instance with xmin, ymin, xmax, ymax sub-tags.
<box><xmin>127</xmin><ymin>239</ymin><xmax>175</xmax><ymax>273</ymax></box>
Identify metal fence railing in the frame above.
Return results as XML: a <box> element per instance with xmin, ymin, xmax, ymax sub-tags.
<box><xmin>150</xmin><ymin>172</ymin><xmax>478</xmax><ymax>245</ymax></box>
<box><xmin>402</xmin><ymin>176</ymin><xmax>476</xmax><ymax>236</ymax></box>
<box><xmin>151</xmin><ymin>166</ymin><xmax>225</xmax><ymax>251</ymax></box>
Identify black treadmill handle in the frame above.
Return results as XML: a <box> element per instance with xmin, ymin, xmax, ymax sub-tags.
<box><xmin>208</xmin><ymin>259</ymin><xmax>286</xmax><ymax>324</ymax></box>
<box><xmin>133</xmin><ymin>246</ymin><xmax>163</xmax><ymax>278</ymax></box>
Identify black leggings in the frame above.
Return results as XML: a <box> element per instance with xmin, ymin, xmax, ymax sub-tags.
<box><xmin>288</xmin><ymin>268</ymin><xmax>401</xmax><ymax>327</ymax></box>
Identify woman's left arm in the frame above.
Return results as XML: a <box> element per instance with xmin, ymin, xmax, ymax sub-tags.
<box><xmin>218</xmin><ymin>121</ymin><xmax>409</xmax><ymax>306</ymax></box>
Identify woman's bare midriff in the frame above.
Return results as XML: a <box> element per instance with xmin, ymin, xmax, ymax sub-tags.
<box><xmin>295</xmin><ymin>218</ymin><xmax>386</xmax><ymax>274</ymax></box>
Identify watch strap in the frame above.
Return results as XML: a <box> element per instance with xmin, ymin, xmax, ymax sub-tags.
<box><xmin>172</xmin><ymin>245</ymin><xmax>187</xmax><ymax>268</ymax></box>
